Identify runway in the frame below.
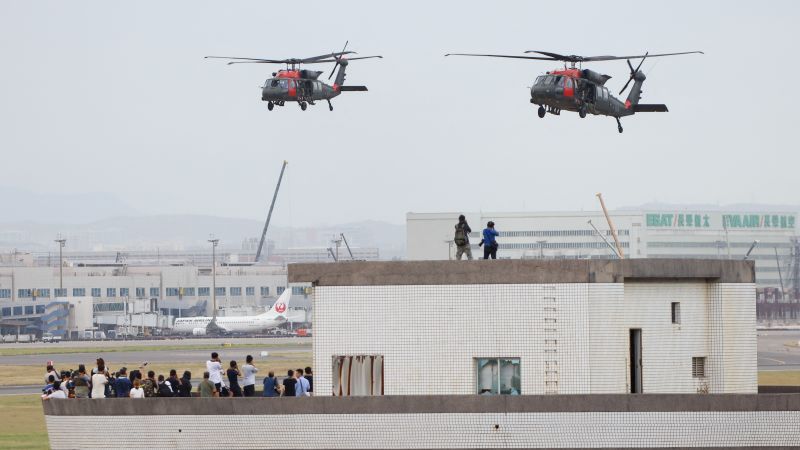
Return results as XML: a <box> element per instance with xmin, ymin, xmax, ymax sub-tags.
<box><xmin>757</xmin><ymin>330</ymin><xmax>800</xmax><ymax>371</ymax></box>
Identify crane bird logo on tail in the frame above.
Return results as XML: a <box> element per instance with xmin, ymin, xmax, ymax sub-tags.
<box><xmin>275</xmin><ymin>302</ymin><xmax>287</xmax><ymax>314</ymax></box>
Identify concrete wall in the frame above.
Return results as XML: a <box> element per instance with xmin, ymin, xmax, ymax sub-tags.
<box><xmin>312</xmin><ymin>281</ymin><xmax>755</xmax><ymax>396</ymax></box>
<box><xmin>288</xmin><ymin>259</ymin><xmax>755</xmax><ymax>286</ymax></box>
<box><xmin>43</xmin><ymin>395</ymin><xmax>800</xmax><ymax>449</ymax></box>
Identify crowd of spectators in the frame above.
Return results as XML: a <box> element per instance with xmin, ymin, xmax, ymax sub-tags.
<box><xmin>41</xmin><ymin>353</ymin><xmax>313</xmax><ymax>399</ymax></box>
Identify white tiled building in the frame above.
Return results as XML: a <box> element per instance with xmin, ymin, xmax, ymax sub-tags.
<box><xmin>290</xmin><ymin>259</ymin><xmax>757</xmax><ymax>396</ymax></box>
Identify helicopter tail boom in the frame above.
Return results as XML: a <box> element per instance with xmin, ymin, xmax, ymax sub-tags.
<box><xmin>632</xmin><ymin>104</ymin><xmax>668</xmax><ymax>112</ymax></box>
<box><xmin>338</xmin><ymin>85</ymin><xmax>368</xmax><ymax>91</ymax></box>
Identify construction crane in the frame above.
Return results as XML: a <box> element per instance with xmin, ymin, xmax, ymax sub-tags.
<box><xmin>595</xmin><ymin>193</ymin><xmax>625</xmax><ymax>259</ymax></box>
<box><xmin>340</xmin><ymin>233</ymin><xmax>355</xmax><ymax>260</ymax></box>
<box><xmin>255</xmin><ymin>161</ymin><xmax>287</xmax><ymax>263</ymax></box>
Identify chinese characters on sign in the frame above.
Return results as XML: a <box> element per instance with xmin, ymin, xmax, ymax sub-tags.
<box><xmin>646</xmin><ymin>213</ymin><xmax>796</xmax><ymax>229</ymax></box>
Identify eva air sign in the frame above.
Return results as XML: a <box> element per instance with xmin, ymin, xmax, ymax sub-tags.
<box><xmin>646</xmin><ymin>213</ymin><xmax>796</xmax><ymax>230</ymax></box>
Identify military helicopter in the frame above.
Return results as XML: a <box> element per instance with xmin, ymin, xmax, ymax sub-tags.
<box><xmin>445</xmin><ymin>50</ymin><xmax>703</xmax><ymax>132</ymax></box>
<box><xmin>206</xmin><ymin>42</ymin><xmax>382</xmax><ymax>111</ymax></box>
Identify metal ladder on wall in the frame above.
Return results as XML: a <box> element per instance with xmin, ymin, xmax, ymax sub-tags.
<box><xmin>543</xmin><ymin>295</ymin><xmax>559</xmax><ymax>394</ymax></box>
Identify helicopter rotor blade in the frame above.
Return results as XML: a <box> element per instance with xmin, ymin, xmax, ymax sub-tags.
<box><xmin>445</xmin><ymin>53</ymin><xmax>556</xmax><ymax>61</ymax></box>
<box><xmin>523</xmin><ymin>50</ymin><xmax>703</xmax><ymax>63</ymax></box>
<box><xmin>205</xmin><ymin>56</ymin><xmax>288</xmax><ymax>63</ymax></box>
<box><xmin>329</xmin><ymin>41</ymin><xmax>349</xmax><ymax>80</ymax></box>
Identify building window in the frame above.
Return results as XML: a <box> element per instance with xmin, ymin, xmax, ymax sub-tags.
<box><xmin>1</xmin><ymin>307</ymin><xmax>11</xmax><ymax>317</ymax></box>
<box><xmin>13</xmin><ymin>306</ymin><xmax>22</xmax><ymax>315</ymax></box>
<box><xmin>183</xmin><ymin>288</ymin><xmax>195</xmax><ymax>297</ymax></box>
<box><xmin>166</xmin><ymin>288</ymin><xmax>180</xmax><ymax>297</ymax></box>
<box><xmin>332</xmin><ymin>355</ymin><xmax>384</xmax><ymax>396</ymax></box>
<box><xmin>35</xmin><ymin>304</ymin><xmax>45</xmax><ymax>314</ymax></box>
<box><xmin>0</xmin><ymin>289</ymin><xmax>11</xmax><ymax>299</ymax></box>
<box><xmin>198</xmin><ymin>287</ymin><xmax>210</xmax><ymax>296</ymax></box>
<box><xmin>671</xmin><ymin>302</ymin><xmax>681</xmax><ymax>324</ymax></box>
<box><xmin>91</xmin><ymin>288</ymin><xmax>101</xmax><ymax>297</ymax></box>
<box><xmin>476</xmin><ymin>358</ymin><xmax>521</xmax><ymax>395</ymax></box>
<box><xmin>149</xmin><ymin>287</ymin><xmax>159</xmax><ymax>297</ymax></box>
<box><xmin>246</xmin><ymin>287</ymin><xmax>255</xmax><ymax>296</ymax></box>
<box><xmin>73</xmin><ymin>288</ymin><xmax>86</xmax><ymax>297</ymax></box>
<box><xmin>18</xmin><ymin>289</ymin><xmax>32</xmax><ymax>298</ymax></box>
<box><xmin>277</xmin><ymin>286</ymin><xmax>286</xmax><ymax>295</ymax></box>
<box><xmin>135</xmin><ymin>287</ymin><xmax>145</xmax><ymax>298</ymax></box>
<box><xmin>106</xmin><ymin>288</ymin><xmax>116</xmax><ymax>298</ymax></box>
<box><xmin>692</xmin><ymin>357</ymin><xmax>706</xmax><ymax>378</ymax></box>
<box><xmin>260</xmin><ymin>286</ymin><xmax>270</xmax><ymax>297</ymax></box>
<box><xmin>215</xmin><ymin>287</ymin><xmax>226</xmax><ymax>296</ymax></box>
<box><xmin>292</xmin><ymin>286</ymin><xmax>305</xmax><ymax>295</ymax></box>
<box><xmin>54</xmin><ymin>288</ymin><xmax>67</xmax><ymax>297</ymax></box>
<box><xmin>120</xmin><ymin>288</ymin><xmax>129</xmax><ymax>297</ymax></box>
<box><xmin>36</xmin><ymin>288</ymin><xmax>51</xmax><ymax>298</ymax></box>
<box><xmin>230</xmin><ymin>287</ymin><xmax>242</xmax><ymax>296</ymax></box>
<box><xmin>24</xmin><ymin>305</ymin><xmax>34</xmax><ymax>315</ymax></box>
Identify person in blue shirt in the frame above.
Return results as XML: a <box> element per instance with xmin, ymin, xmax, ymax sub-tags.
<box><xmin>481</xmin><ymin>221</ymin><xmax>500</xmax><ymax>260</ymax></box>
<box><xmin>115</xmin><ymin>367</ymin><xmax>133</xmax><ymax>398</ymax></box>
<box><xmin>262</xmin><ymin>371</ymin><xmax>279</xmax><ymax>397</ymax></box>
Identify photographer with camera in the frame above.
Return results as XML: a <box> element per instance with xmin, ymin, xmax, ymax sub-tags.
<box><xmin>481</xmin><ymin>221</ymin><xmax>500</xmax><ymax>260</ymax></box>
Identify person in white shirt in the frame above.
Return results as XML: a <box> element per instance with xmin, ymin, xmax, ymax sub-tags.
<box><xmin>43</xmin><ymin>380</ymin><xmax>67</xmax><ymax>399</ymax></box>
<box><xmin>241</xmin><ymin>355</ymin><xmax>259</xmax><ymax>397</ymax></box>
<box><xmin>91</xmin><ymin>364</ymin><xmax>109</xmax><ymax>399</ymax></box>
<box><xmin>129</xmin><ymin>379</ymin><xmax>145</xmax><ymax>398</ymax></box>
<box><xmin>206</xmin><ymin>352</ymin><xmax>224</xmax><ymax>391</ymax></box>
<box><xmin>45</xmin><ymin>364</ymin><xmax>58</xmax><ymax>385</ymax></box>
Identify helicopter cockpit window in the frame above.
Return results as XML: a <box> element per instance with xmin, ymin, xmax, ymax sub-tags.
<box><xmin>270</xmin><ymin>79</ymin><xmax>279</xmax><ymax>88</ymax></box>
<box><xmin>552</xmin><ymin>76</ymin><xmax>563</xmax><ymax>85</ymax></box>
<box><xmin>534</xmin><ymin>76</ymin><xmax>545</xmax><ymax>85</ymax></box>
<box><xmin>279</xmin><ymin>79</ymin><xmax>289</xmax><ymax>89</ymax></box>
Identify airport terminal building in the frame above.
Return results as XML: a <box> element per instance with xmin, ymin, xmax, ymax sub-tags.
<box><xmin>0</xmin><ymin>265</ymin><xmax>295</xmax><ymax>339</ymax></box>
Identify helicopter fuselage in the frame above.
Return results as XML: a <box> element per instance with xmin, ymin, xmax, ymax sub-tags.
<box><xmin>530</xmin><ymin>69</ymin><xmax>633</xmax><ymax>118</ymax></box>
<box><xmin>261</xmin><ymin>71</ymin><xmax>341</xmax><ymax>103</ymax></box>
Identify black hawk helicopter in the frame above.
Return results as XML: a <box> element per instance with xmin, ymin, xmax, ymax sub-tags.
<box><xmin>445</xmin><ymin>50</ymin><xmax>703</xmax><ymax>132</ymax></box>
<box><xmin>206</xmin><ymin>42</ymin><xmax>382</xmax><ymax>111</ymax></box>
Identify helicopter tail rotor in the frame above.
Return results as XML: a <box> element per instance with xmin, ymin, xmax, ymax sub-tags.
<box><xmin>328</xmin><ymin>41</ymin><xmax>349</xmax><ymax>80</ymax></box>
<box><xmin>619</xmin><ymin>52</ymin><xmax>648</xmax><ymax>95</ymax></box>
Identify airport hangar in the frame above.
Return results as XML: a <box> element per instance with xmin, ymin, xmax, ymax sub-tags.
<box><xmin>44</xmin><ymin>259</ymin><xmax>800</xmax><ymax>449</ymax></box>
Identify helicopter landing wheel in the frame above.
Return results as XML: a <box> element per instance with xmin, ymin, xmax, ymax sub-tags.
<box><xmin>299</xmin><ymin>102</ymin><xmax>307</xmax><ymax>111</ymax></box>
<box><xmin>579</xmin><ymin>106</ymin><xmax>587</xmax><ymax>118</ymax></box>
<box><xmin>537</xmin><ymin>105</ymin><xmax>545</xmax><ymax>118</ymax></box>
<box><xmin>267</xmin><ymin>102</ymin><xmax>274</xmax><ymax>111</ymax></box>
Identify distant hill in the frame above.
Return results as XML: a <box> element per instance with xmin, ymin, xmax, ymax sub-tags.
<box><xmin>0</xmin><ymin>186</ymin><xmax>139</xmax><ymax>224</ymax></box>
<box><xmin>0</xmin><ymin>214</ymin><xmax>406</xmax><ymax>257</ymax></box>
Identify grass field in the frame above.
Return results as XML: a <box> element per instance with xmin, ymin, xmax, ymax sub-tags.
<box><xmin>0</xmin><ymin>395</ymin><xmax>48</xmax><ymax>450</ymax></box>
<box><xmin>0</xmin><ymin>342</ymin><xmax>305</xmax><ymax>357</ymax></box>
<box><xmin>758</xmin><ymin>370</ymin><xmax>800</xmax><ymax>386</ymax></box>
<box><xmin>0</xmin><ymin>351</ymin><xmax>312</xmax><ymax>387</ymax></box>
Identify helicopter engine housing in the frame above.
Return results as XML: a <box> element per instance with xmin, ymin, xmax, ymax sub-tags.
<box><xmin>581</xmin><ymin>69</ymin><xmax>612</xmax><ymax>86</ymax></box>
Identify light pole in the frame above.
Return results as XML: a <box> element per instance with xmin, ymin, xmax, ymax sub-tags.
<box><xmin>537</xmin><ymin>240</ymin><xmax>547</xmax><ymax>259</ymax></box>
<box><xmin>54</xmin><ymin>237</ymin><xmax>66</xmax><ymax>295</ymax></box>
<box><xmin>208</xmin><ymin>237</ymin><xmax>219</xmax><ymax>319</ymax></box>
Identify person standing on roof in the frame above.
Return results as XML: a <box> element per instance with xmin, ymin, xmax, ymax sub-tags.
<box><xmin>481</xmin><ymin>221</ymin><xmax>500</xmax><ymax>260</ymax></box>
<box><xmin>454</xmin><ymin>215</ymin><xmax>473</xmax><ymax>260</ymax></box>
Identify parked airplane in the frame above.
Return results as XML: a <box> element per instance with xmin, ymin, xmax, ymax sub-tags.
<box><xmin>172</xmin><ymin>290</ymin><xmax>291</xmax><ymax>335</ymax></box>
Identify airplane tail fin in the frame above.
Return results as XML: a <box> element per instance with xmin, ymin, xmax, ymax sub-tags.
<box><xmin>263</xmin><ymin>289</ymin><xmax>291</xmax><ymax>317</ymax></box>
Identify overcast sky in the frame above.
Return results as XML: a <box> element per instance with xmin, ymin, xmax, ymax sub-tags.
<box><xmin>1</xmin><ymin>1</ymin><xmax>797</xmax><ymax>227</ymax></box>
